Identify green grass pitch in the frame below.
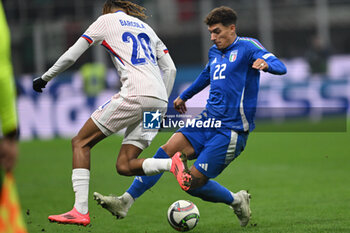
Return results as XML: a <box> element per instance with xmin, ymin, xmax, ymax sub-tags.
<box><xmin>16</xmin><ymin>120</ymin><xmax>350</xmax><ymax>233</ymax></box>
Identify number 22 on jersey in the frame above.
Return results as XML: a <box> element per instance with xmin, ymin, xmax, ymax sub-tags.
<box><xmin>213</xmin><ymin>64</ymin><xmax>226</xmax><ymax>80</ymax></box>
<box><xmin>122</xmin><ymin>32</ymin><xmax>156</xmax><ymax>65</ymax></box>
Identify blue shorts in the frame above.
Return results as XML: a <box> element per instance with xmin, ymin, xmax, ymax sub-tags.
<box><xmin>177</xmin><ymin>121</ymin><xmax>248</xmax><ymax>179</ymax></box>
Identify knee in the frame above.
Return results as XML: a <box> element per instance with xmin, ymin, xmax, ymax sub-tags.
<box><xmin>71</xmin><ymin>136</ymin><xmax>81</xmax><ymax>149</ymax></box>
<box><xmin>186</xmin><ymin>187</ymin><xmax>200</xmax><ymax>196</ymax></box>
<box><xmin>188</xmin><ymin>174</ymin><xmax>208</xmax><ymax>190</ymax></box>
<box><xmin>186</xmin><ymin>183</ymin><xmax>204</xmax><ymax>196</ymax></box>
<box><xmin>186</xmin><ymin>178</ymin><xmax>207</xmax><ymax>196</ymax></box>
<box><xmin>161</xmin><ymin>144</ymin><xmax>173</xmax><ymax>157</ymax></box>
<box><xmin>116</xmin><ymin>162</ymin><xmax>132</xmax><ymax>176</ymax></box>
<box><xmin>71</xmin><ymin>136</ymin><xmax>92</xmax><ymax>154</ymax></box>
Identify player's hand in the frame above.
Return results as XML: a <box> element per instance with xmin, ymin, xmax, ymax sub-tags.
<box><xmin>33</xmin><ymin>77</ymin><xmax>48</xmax><ymax>93</ymax></box>
<box><xmin>174</xmin><ymin>97</ymin><xmax>187</xmax><ymax>114</ymax></box>
<box><xmin>252</xmin><ymin>58</ymin><xmax>269</xmax><ymax>71</ymax></box>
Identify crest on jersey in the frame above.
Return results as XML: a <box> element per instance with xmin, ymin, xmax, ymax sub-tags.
<box><xmin>229</xmin><ymin>50</ymin><xmax>238</xmax><ymax>62</ymax></box>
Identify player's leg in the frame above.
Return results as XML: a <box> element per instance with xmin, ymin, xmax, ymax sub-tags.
<box><xmin>187</xmin><ymin>167</ymin><xmax>251</xmax><ymax>227</ymax></box>
<box><xmin>93</xmin><ymin>144</ymin><xmax>161</xmax><ymax>219</ymax></box>
<box><xmin>123</xmin><ymin>127</ymin><xmax>204</xmax><ymax>194</ymax></box>
<box><xmin>49</xmin><ymin>93</ymin><xmax>136</xmax><ymax>225</ymax></box>
<box><xmin>48</xmin><ymin>117</ymin><xmax>107</xmax><ymax>225</ymax></box>
<box><xmin>92</xmin><ymin>98</ymin><xmax>170</xmax><ymax>218</ymax></box>
<box><xmin>126</xmin><ymin>132</ymin><xmax>196</xmax><ymax>198</ymax></box>
<box><xmin>94</xmin><ymin>132</ymin><xmax>196</xmax><ymax>218</ymax></box>
<box><xmin>93</xmin><ymin>143</ymin><xmax>143</xmax><ymax>219</ymax></box>
<box><xmin>187</xmin><ymin>167</ymin><xmax>233</xmax><ymax>203</ymax></box>
<box><xmin>95</xmin><ymin>94</ymin><xmax>194</xmax><ymax>178</ymax></box>
<box><xmin>126</xmin><ymin>147</ymin><xmax>169</xmax><ymax>200</ymax></box>
<box><xmin>185</xmin><ymin>130</ymin><xmax>251</xmax><ymax>227</ymax></box>
<box><xmin>71</xmin><ymin>117</ymin><xmax>107</xmax><ymax>214</ymax></box>
<box><xmin>115</xmin><ymin>109</ymin><xmax>207</xmax><ymax>193</ymax></box>
<box><xmin>72</xmin><ymin>118</ymin><xmax>107</xmax><ymax>169</ymax></box>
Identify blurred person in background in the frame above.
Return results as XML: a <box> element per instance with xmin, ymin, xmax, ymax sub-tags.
<box><xmin>32</xmin><ymin>0</ymin><xmax>176</xmax><ymax>226</ymax></box>
<box><xmin>80</xmin><ymin>63</ymin><xmax>107</xmax><ymax>108</ymax></box>
<box><xmin>0</xmin><ymin>1</ymin><xmax>28</xmax><ymax>232</ymax></box>
<box><xmin>305</xmin><ymin>35</ymin><xmax>330</xmax><ymax>78</ymax></box>
<box><xmin>93</xmin><ymin>6</ymin><xmax>286</xmax><ymax>228</ymax></box>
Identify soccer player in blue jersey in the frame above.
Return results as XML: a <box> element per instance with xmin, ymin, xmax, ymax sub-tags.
<box><xmin>94</xmin><ymin>6</ymin><xmax>286</xmax><ymax>227</ymax></box>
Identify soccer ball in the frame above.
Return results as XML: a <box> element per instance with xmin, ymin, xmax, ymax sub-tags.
<box><xmin>167</xmin><ymin>200</ymin><xmax>200</xmax><ymax>232</ymax></box>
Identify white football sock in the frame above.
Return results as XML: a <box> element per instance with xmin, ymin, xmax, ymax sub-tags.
<box><xmin>142</xmin><ymin>158</ymin><xmax>172</xmax><ymax>175</ymax></box>
<box><xmin>121</xmin><ymin>192</ymin><xmax>135</xmax><ymax>209</ymax></box>
<box><xmin>72</xmin><ymin>168</ymin><xmax>90</xmax><ymax>214</ymax></box>
<box><xmin>231</xmin><ymin>191</ymin><xmax>242</xmax><ymax>206</ymax></box>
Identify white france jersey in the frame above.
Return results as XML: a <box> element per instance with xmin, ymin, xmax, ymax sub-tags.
<box><xmin>82</xmin><ymin>11</ymin><xmax>168</xmax><ymax>101</ymax></box>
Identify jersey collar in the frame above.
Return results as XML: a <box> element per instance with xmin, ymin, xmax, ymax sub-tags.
<box><xmin>221</xmin><ymin>36</ymin><xmax>240</xmax><ymax>53</ymax></box>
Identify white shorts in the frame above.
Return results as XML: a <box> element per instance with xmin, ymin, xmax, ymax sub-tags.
<box><xmin>91</xmin><ymin>94</ymin><xmax>167</xmax><ymax>150</ymax></box>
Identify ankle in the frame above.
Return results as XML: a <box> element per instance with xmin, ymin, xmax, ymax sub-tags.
<box><xmin>231</xmin><ymin>192</ymin><xmax>242</xmax><ymax>206</ymax></box>
<box><xmin>121</xmin><ymin>192</ymin><xmax>135</xmax><ymax>208</ymax></box>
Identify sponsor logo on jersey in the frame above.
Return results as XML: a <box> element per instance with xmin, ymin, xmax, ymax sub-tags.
<box><xmin>143</xmin><ymin>110</ymin><xmax>162</xmax><ymax>129</ymax></box>
<box><xmin>229</xmin><ymin>50</ymin><xmax>238</xmax><ymax>62</ymax></box>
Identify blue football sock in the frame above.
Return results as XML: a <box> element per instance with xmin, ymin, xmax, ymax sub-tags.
<box><xmin>186</xmin><ymin>180</ymin><xmax>234</xmax><ymax>205</ymax></box>
<box><xmin>126</xmin><ymin>147</ymin><xmax>169</xmax><ymax>199</ymax></box>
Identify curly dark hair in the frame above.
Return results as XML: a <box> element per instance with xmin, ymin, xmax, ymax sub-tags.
<box><xmin>102</xmin><ymin>0</ymin><xmax>147</xmax><ymax>19</ymax></box>
<box><xmin>204</xmin><ymin>6</ymin><xmax>237</xmax><ymax>26</ymax></box>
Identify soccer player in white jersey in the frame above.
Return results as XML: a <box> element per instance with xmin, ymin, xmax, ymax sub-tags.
<box><xmin>33</xmin><ymin>0</ymin><xmax>177</xmax><ymax>225</ymax></box>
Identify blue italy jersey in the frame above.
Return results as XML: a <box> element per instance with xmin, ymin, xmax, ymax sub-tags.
<box><xmin>180</xmin><ymin>36</ymin><xmax>287</xmax><ymax>132</ymax></box>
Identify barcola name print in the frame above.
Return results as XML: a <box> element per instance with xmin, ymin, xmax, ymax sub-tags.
<box><xmin>119</xmin><ymin>20</ymin><xmax>145</xmax><ymax>29</ymax></box>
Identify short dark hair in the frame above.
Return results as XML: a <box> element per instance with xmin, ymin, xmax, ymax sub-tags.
<box><xmin>204</xmin><ymin>6</ymin><xmax>237</xmax><ymax>26</ymax></box>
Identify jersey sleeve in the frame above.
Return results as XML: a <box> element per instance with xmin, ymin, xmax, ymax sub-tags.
<box><xmin>248</xmin><ymin>39</ymin><xmax>275</xmax><ymax>63</ymax></box>
<box><xmin>158</xmin><ymin>53</ymin><xmax>176</xmax><ymax>98</ymax></box>
<box><xmin>155</xmin><ymin>36</ymin><xmax>169</xmax><ymax>59</ymax></box>
<box><xmin>42</xmin><ymin>37</ymin><xmax>90</xmax><ymax>81</ymax></box>
<box><xmin>248</xmin><ymin>39</ymin><xmax>287</xmax><ymax>75</ymax></box>
<box><xmin>81</xmin><ymin>16</ymin><xmax>106</xmax><ymax>46</ymax></box>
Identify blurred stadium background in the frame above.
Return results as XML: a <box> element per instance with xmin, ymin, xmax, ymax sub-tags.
<box><xmin>2</xmin><ymin>0</ymin><xmax>350</xmax><ymax>232</ymax></box>
<box><xmin>3</xmin><ymin>0</ymin><xmax>350</xmax><ymax>139</ymax></box>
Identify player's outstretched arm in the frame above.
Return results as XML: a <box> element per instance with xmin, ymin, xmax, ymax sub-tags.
<box><xmin>265</xmin><ymin>56</ymin><xmax>287</xmax><ymax>75</ymax></box>
<box><xmin>33</xmin><ymin>37</ymin><xmax>90</xmax><ymax>93</ymax></box>
<box><xmin>249</xmin><ymin>38</ymin><xmax>287</xmax><ymax>75</ymax></box>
